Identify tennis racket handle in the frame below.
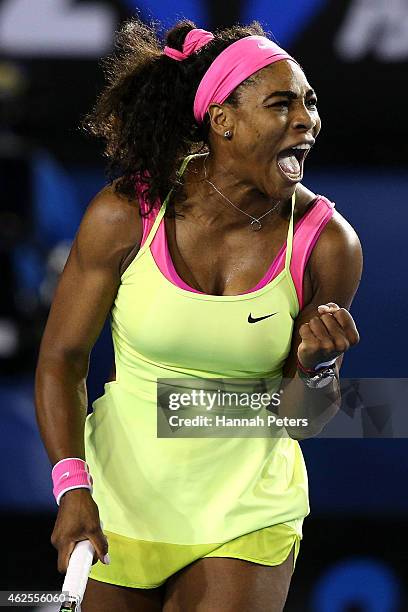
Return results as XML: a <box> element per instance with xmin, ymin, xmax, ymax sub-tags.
<box><xmin>61</xmin><ymin>539</ymin><xmax>94</xmax><ymax>603</ymax></box>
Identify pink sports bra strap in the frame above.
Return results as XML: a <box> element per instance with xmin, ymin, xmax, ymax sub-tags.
<box><xmin>290</xmin><ymin>195</ymin><xmax>335</xmax><ymax>310</ymax></box>
<box><xmin>139</xmin><ymin>195</ymin><xmax>159</xmax><ymax>249</ymax></box>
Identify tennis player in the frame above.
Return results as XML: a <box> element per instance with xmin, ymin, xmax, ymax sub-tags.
<box><xmin>35</xmin><ymin>18</ymin><xmax>362</xmax><ymax>612</ymax></box>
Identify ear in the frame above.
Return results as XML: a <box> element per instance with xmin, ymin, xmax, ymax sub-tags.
<box><xmin>207</xmin><ymin>103</ymin><xmax>234</xmax><ymax>138</ymax></box>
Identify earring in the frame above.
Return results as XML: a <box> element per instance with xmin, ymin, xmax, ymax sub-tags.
<box><xmin>224</xmin><ymin>130</ymin><xmax>232</xmax><ymax>139</ymax></box>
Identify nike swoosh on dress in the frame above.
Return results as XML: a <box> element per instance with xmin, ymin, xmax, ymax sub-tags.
<box><xmin>248</xmin><ymin>312</ymin><xmax>278</xmax><ymax>323</ymax></box>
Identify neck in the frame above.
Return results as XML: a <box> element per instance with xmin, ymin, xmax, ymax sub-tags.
<box><xmin>189</xmin><ymin>151</ymin><xmax>281</xmax><ymax>229</ymax></box>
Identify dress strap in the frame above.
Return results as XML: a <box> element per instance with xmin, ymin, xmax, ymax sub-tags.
<box><xmin>284</xmin><ymin>190</ymin><xmax>297</xmax><ymax>272</ymax></box>
<box><xmin>135</xmin><ymin>154</ymin><xmax>196</xmax><ymax>259</ymax></box>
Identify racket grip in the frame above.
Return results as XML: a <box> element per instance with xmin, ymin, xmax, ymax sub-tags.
<box><xmin>60</xmin><ymin>539</ymin><xmax>94</xmax><ymax>608</ymax></box>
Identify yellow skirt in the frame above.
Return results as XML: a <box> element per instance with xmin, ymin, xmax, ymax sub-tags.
<box><xmin>89</xmin><ymin>522</ymin><xmax>302</xmax><ymax>589</ymax></box>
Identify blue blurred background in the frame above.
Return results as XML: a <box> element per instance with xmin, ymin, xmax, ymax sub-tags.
<box><xmin>1</xmin><ymin>1</ymin><xmax>407</xmax><ymax>610</ymax></box>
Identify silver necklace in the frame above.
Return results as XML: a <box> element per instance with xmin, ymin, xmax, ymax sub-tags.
<box><xmin>203</xmin><ymin>154</ymin><xmax>280</xmax><ymax>231</ymax></box>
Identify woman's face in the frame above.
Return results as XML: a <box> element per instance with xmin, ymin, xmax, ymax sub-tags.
<box><xmin>215</xmin><ymin>60</ymin><xmax>321</xmax><ymax>201</ymax></box>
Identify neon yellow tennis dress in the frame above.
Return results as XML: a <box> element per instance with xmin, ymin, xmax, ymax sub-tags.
<box><xmin>84</xmin><ymin>155</ymin><xmax>310</xmax><ymax>588</ymax></box>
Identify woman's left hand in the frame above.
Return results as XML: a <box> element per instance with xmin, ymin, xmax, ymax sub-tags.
<box><xmin>297</xmin><ymin>302</ymin><xmax>360</xmax><ymax>370</ymax></box>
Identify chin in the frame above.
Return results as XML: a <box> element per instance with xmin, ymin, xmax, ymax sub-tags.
<box><xmin>268</xmin><ymin>168</ymin><xmax>300</xmax><ymax>202</ymax></box>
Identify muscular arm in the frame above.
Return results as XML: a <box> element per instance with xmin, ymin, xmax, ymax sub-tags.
<box><xmin>35</xmin><ymin>185</ymin><xmax>141</xmax><ymax>466</ymax></box>
<box><xmin>279</xmin><ymin>210</ymin><xmax>363</xmax><ymax>438</ymax></box>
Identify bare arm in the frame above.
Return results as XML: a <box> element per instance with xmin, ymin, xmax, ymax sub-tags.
<box><xmin>279</xmin><ymin>210</ymin><xmax>363</xmax><ymax>438</ymax></box>
<box><xmin>35</xmin><ymin>184</ymin><xmax>141</xmax><ymax>463</ymax></box>
<box><xmin>35</xmin><ymin>184</ymin><xmax>141</xmax><ymax>570</ymax></box>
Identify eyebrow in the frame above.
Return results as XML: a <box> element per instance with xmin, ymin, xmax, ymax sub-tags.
<box><xmin>262</xmin><ymin>89</ymin><xmax>316</xmax><ymax>103</ymax></box>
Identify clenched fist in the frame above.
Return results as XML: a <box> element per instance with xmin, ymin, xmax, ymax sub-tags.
<box><xmin>298</xmin><ymin>302</ymin><xmax>360</xmax><ymax>371</ymax></box>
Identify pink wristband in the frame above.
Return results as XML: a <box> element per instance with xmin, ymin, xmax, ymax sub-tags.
<box><xmin>52</xmin><ymin>458</ymin><xmax>93</xmax><ymax>506</ymax></box>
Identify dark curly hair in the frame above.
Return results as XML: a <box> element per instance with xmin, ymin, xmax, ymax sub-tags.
<box><xmin>83</xmin><ymin>17</ymin><xmax>268</xmax><ymax>217</ymax></box>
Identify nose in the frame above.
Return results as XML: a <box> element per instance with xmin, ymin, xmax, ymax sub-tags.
<box><xmin>292</xmin><ymin>105</ymin><xmax>317</xmax><ymax>132</ymax></box>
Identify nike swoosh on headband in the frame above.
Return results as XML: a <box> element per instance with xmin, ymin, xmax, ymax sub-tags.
<box><xmin>257</xmin><ymin>41</ymin><xmax>278</xmax><ymax>49</ymax></box>
<box><xmin>248</xmin><ymin>312</ymin><xmax>278</xmax><ymax>323</ymax></box>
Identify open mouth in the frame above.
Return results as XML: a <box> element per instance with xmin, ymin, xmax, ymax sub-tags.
<box><xmin>277</xmin><ymin>144</ymin><xmax>311</xmax><ymax>182</ymax></box>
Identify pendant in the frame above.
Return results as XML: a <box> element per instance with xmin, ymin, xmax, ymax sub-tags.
<box><xmin>250</xmin><ymin>219</ymin><xmax>262</xmax><ymax>231</ymax></box>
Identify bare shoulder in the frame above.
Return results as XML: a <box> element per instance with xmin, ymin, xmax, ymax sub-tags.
<box><xmin>314</xmin><ymin>207</ymin><xmax>362</xmax><ymax>259</ymax></box>
<box><xmin>83</xmin><ymin>181</ymin><xmax>141</xmax><ymax>243</ymax></box>
<box><xmin>296</xmin><ymin>183</ymin><xmax>317</xmax><ymax>207</ymax></box>
<box><xmin>297</xmin><ymin>179</ymin><xmax>362</xmax><ymax>259</ymax></box>
<box><xmin>308</xmin><ymin>205</ymin><xmax>363</xmax><ymax>308</ymax></box>
<box><xmin>76</xmin><ymin>181</ymin><xmax>142</xmax><ymax>274</ymax></box>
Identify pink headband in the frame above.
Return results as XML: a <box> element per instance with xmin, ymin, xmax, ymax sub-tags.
<box><xmin>163</xmin><ymin>28</ymin><xmax>214</xmax><ymax>61</ymax></box>
<box><xmin>193</xmin><ymin>35</ymin><xmax>298</xmax><ymax>124</ymax></box>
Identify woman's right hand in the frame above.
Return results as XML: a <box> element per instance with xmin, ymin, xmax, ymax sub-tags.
<box><xmin>51</xmin><ymin>488</ymin><xmax>110</xmax><ymax>574</ymax></box>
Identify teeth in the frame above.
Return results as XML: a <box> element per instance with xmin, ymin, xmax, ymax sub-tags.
<box><xmin>292</xmin><ymin>143</ymin><xmax>312</xmax><ymax>150</ymax></box>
